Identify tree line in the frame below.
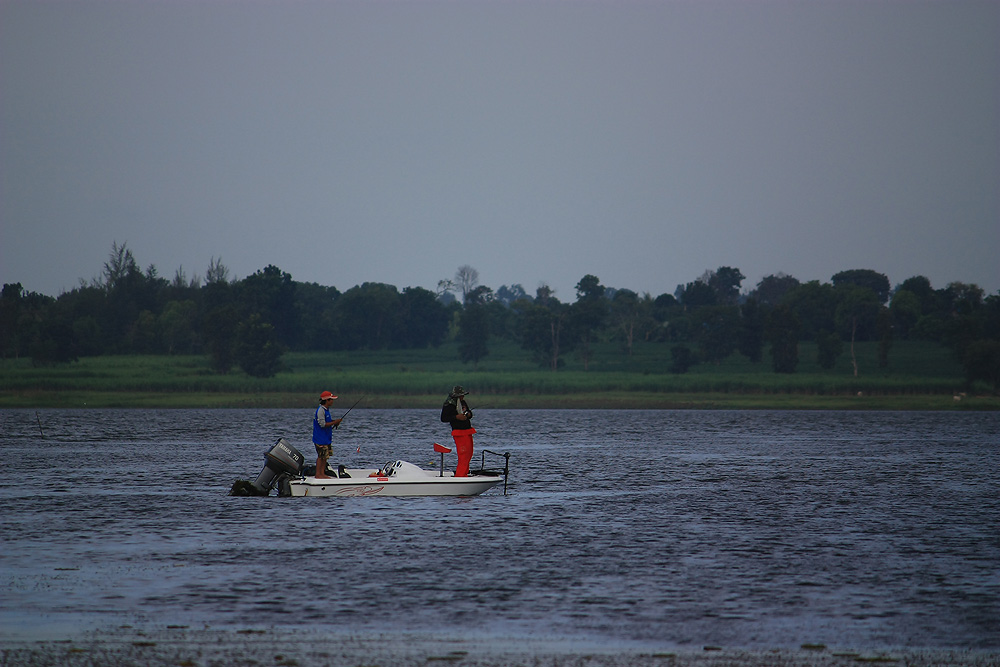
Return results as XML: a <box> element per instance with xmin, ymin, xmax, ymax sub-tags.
<box><xmin>1</xmin><ymin>243</ymin><xmax>998</xmax><ymax>388</ymax></box>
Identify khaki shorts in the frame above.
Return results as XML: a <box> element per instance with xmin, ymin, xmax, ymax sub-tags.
<box><xmin>314</xmin><ymin>443</ymin><xmax>332</xmax><ymax>459</ymax></box>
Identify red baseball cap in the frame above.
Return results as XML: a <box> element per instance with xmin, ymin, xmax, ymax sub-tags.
<box><xmin>319</xmin><ymin>391</ymin><xmax>337</xmax><ymax>401</ymax></box>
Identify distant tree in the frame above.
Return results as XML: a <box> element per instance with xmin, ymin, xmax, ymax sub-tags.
<box><xmin>397</xmin><ymin>286</ymin><xmax>449</xmax><ymax>348</ymax></box>
<box><xmin>815</xmin><ymin>330</ymin><xmax>842</xmax><ymax>370</ymax></box>
<box><xmin>483</xmin><ymin>299</ymin><xmax>517</xmax><ymax>341</ymax></box>
<box><xmin>832</xmin><ymin>269</ymin><xmax>891</xmax><ymax>304</ymax></box>
<box><xmin>648</xmin><ymin>292</ymin><xmax>682</xmax><ymax>343</ymax></box>
<box><xmin>835</xmin><ymin>285</ymin><xmax>881</xmax><ymax>376</ymax></box>
<box><xmin>205</xmin><ymin>256</ymin><xmax>230</xmax><ymax>285</ymax></box>
<box><xmin>51</xmin><ymin>284</ymin><xmax>107</xmax><ymax>356</ymax></box>
<box><xmin>458</xmin><ymin>286</ymin><xmax>492</xmax><ymax>365</ymax></box>
<box><xmin>436</xmin><ymin>278</ymin><xmax>456</xmax><ymax>300</ymax></box>
<box><xmin>535</xmin><ymin>284</ymin><xmax>554</xmax><ymax>301</ymax></box>
<box><xmin>458</xmin><ymin>307</ymin><xmax>489</xmax><ymax>365</ymax></box>
<box><xmin>495</xmin><ymin>284</ymin><xmax>528</xmax><ymax>306</ymax></box>
<box><xmin>455</xmin><ymin>265</ymin><xmax>479</xmax><ymax>304</ymax></box>
<box><xmin>752</xmin><ymin>273</ymin><xmax>800</xmax><ymax>307</ymax></box>
<box><xmin>437</xmin><ymin>290</ymin><xmax>458</xmax><ymax>306</ymax></box>
<box><xmin>670</xmin><ymin>344</ymin><xmax>697</xmax><ymax>374</ymax></box>
<box><xmin>877</xmin><ymin>306</ymin><xmax>893</xmax><ymax>368</ymax></box>
<box><xmin>72</xmin><ymin>315</ymin><xmax>103</xmax><ymax>357</ymax></box>
<box><xmin>889</xmin><ymin>289</ymin><xmax>921</xmax><ymax>339</ymax></box>
<box><xmin>201</xmin><ymin>267</ymin><xmax>235</xmax><ymax>313</ymax></box>
<box><xmin>294</xmin><ymin>282</ymin><xmax>341</xmax><ymax>350</ymax></box>
<box><xmin>694</xmin><ymin>305</ymin><xmax>740</xmax><ymax>364</ymax></box>
<box><xmin>766</xmin><ymin>304</ymin><xmax>800</xmax><ymax>374</ymax></box>
<box><xmin>99</xmin><ymin>241</ymin><xmax>166</xmax><ymax>351</ymax></box>
<box><xmin>575</xmin><ymin>275</ymin><xmax>603</xmax><ymax>302</ymax></box>
<box><xmin>939</xmin><ymin>282</ymin><xmax>987</xmax><ymax>360</ymax></box>
<box><xmin>171</xmin><ymin>266</ymin><xmax>200</xmax><ymax>291</ymax></box>
<box><xmin>129</xmin><ymin>309</ymin><xmax>160</xmax><ymax>354</ymax></box>
<box><xmin>943</xmin><ymin>281</ymin><xmax>984</xmax><ymax>315</ymax></box>
<box><xmin>679</xmin><ymin>280</ymin><xmax>716</xmax><ymax>309</ymax></box>
<box><xmin>665</xmin><ymin>312</ymin><xmax>694</xmax><ymax>344</ymax></box>
<box><xmin>29</xmin><ymin>319</ymin><xmax>79</xmax><ymax>366</ymax></box>
<box><xmin>102</xmin><ymin>241</ymin><xmax>140</xmax><ymax>292</ymax></box>
<box><xmin>238</xmin><ymin>265</ymin><xmax>298</xmax><ymax>349</ymax></box>
<box><xmin>1</xmin><ymin>283</ymin><xmax>29</xmax><ymax>358</ymax></box>
<box><xmin>652</xmin><ymin>292</ymin><xmax>679</xmax><ymax>315</ymax></box>
<box><xmin>896</xmin><ymin>275</ymin><xmax>935</xmax><ymax>313</ymax></box>
<box><xmin>738</xmin><ymin>298</ymin><xmax>765</xmax><ymax>363</ymax></box>
<box><xmin>708</xmin><ymin>266</ymin><xmax>746</xmax><ymax>305</ymax></box>
<box><xmin>985</xmin><ymin>293</ymin><xmax>1000</xmax><ymax>341</ymax></box>
<box><xmin>28</xmin><ymin>293</ymin><xmax>81</xmax><ymax>364</ymax></box>
<box><xmin>963</xmin><ymin>340</ymin><xmax>1000</xmax><ymax>390</ymax></box>
<box><xmin>610</xmin><ymin>289</ymin><xmax>645</xmax><ymax>356</ymax></box>
<box><xmin>782</xmin><ymin>281</ymin><xmax>837</xmax><ymax>340</ymax></box>
<box><xmin>333</xmin><ymin>282</ymin><xmax>401</xmax><ymax>350</ymax></box>
<box><xmin>160</xmin><ymin>300</ymin><xmax>199</xmax><ymax>354</ymax></box>
<box><xmin>236</xmin><ymin>313</ymin><xmax>284</xmax><ymax>378</ymax></box>
<box><xmin>572</xmin><ymin>275</ymin><xmax>608</xmax><ymax>370</ymax></box>
<box><xmin>203</xmin><ymin>304</ymin><xmax>238</xmax><ymax>373</ymax></box>
<box><xmin>516</xmin><ymin>286</ymin><xmax>572</xmax><ymax>370</ymax></box>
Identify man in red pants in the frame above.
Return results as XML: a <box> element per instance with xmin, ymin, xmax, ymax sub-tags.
<box><xmin>440</xmin><ymin>385</ymin><xmax>475</xmax><ymax>477</ymax></box>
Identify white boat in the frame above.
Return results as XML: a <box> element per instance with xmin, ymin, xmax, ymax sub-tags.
<box><xmin>288</xmin><ymin>460</ymin><xmax>504</xmax><ymax>497</ymax></box>
<box><xmin>239</xmin><ymin>438</ymin><xmax>509</xmax><ymax>498</ymax></box>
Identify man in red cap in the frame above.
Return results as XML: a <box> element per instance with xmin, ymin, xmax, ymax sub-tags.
<box><xmin>313</xmin><ymin>391</ymin><xmax>342</xmax><ymax>478</ymax></box>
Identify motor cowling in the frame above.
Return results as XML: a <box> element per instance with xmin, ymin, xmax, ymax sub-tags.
<box><xmin>251</xmin><ymin>438</ymin><xmax>305</xmax><ymax>495</ymax></box>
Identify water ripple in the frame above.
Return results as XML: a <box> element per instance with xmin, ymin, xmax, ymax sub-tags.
<box><xmin>1</xmin><ymin>408</ymin><xmax>998</xmax><ymax>649</ymax></box>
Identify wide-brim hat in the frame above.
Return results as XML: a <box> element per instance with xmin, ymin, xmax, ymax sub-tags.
<box><xmin>449</xmin><ymin>386</ymin><xmax>469</xmax><ymax>398</ymax></box>
<box><xmin>319</xmin><ymin>391</ymin><xmax>338</xmax><ymax>401</ymax></box>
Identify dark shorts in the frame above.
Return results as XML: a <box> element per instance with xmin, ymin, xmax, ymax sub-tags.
<box><xmin>314</xmin><ymin>443</ymin><xmax>332</xmax><ymax>458</ymax></box>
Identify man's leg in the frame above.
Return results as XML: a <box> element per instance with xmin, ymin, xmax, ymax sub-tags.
<box><xmin>316</xmin><ymin>445</ymin><xmax>331</xmax><ymax>478</ymax></box>
<box><xmin>454</xmin><ymin>433</ymin><xmax>473</xmax><ymax>477</ymax></box>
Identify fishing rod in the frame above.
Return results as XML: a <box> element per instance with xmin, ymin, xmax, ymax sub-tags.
<box><xmin>336</xmin><ymin>395</ymin><xmax>366</xmax><ymax>453</ymax></box>
<box><xmin>334</xmin><ymin>395</ymin><xmax>365</xmax><ymax>428</ymax></box>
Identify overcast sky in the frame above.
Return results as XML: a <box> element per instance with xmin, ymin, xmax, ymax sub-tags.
<box><xmin>2</xmin><ymin>0</ymin><xmax>997</xmax><ymax>302</ymax></box>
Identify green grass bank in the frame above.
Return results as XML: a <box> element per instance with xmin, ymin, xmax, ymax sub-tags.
<box><xmin>1</xmin><ymin>340</ymin><xmax>996</xmax><ymax>410</ymax></box>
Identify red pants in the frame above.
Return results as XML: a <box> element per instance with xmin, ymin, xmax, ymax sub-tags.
<box><xmin>452</xmin><ymin>428</ymin><xmax>475</xmax><ymax>477</ymax></box>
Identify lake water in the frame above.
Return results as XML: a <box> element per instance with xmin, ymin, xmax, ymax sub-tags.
<box><xmin>1</xmin><ymin>408</ymin><xmax>998</xmax><ymax>651</ymax></box>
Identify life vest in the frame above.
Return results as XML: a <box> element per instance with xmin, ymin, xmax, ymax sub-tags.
<box><xmin>313</xmin><ymin>405</ymin><xmax>333</xmax><ymax>444</ymax></box>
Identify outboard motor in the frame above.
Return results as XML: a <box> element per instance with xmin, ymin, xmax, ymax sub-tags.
<box><xmin>251</xmin><ymin>438</ymin><xmax>305</xmax><ymax>495</ymax></box>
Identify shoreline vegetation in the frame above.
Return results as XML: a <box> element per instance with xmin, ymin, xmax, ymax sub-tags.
<box><xmin>2</xmin><ymin>340</ymin><xmax>996</xmax><ymax>410</ymax></box>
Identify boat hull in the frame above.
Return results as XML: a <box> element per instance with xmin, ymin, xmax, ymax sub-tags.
<box><xmin>287</xmin><ymin>465</ymin><xmax>503</xmax><ymax>497</ymax></box>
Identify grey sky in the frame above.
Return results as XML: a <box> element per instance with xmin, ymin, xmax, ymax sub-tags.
<box><xmin>2</xmin><ymin>0</ymin><xmax>997</xmax><ymax>301</ymax></box>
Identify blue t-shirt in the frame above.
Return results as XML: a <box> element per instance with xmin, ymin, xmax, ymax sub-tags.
<box><xmin>313</xmin><ymin>405</ymin><xmax>333</xmax><ymax>445</ymax></box>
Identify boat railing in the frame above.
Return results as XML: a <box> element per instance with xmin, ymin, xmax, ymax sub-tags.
<box><xmin>475</xmin><ymin>449</ymin><xmax>510</xmax><ymax>495</ymax></box>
